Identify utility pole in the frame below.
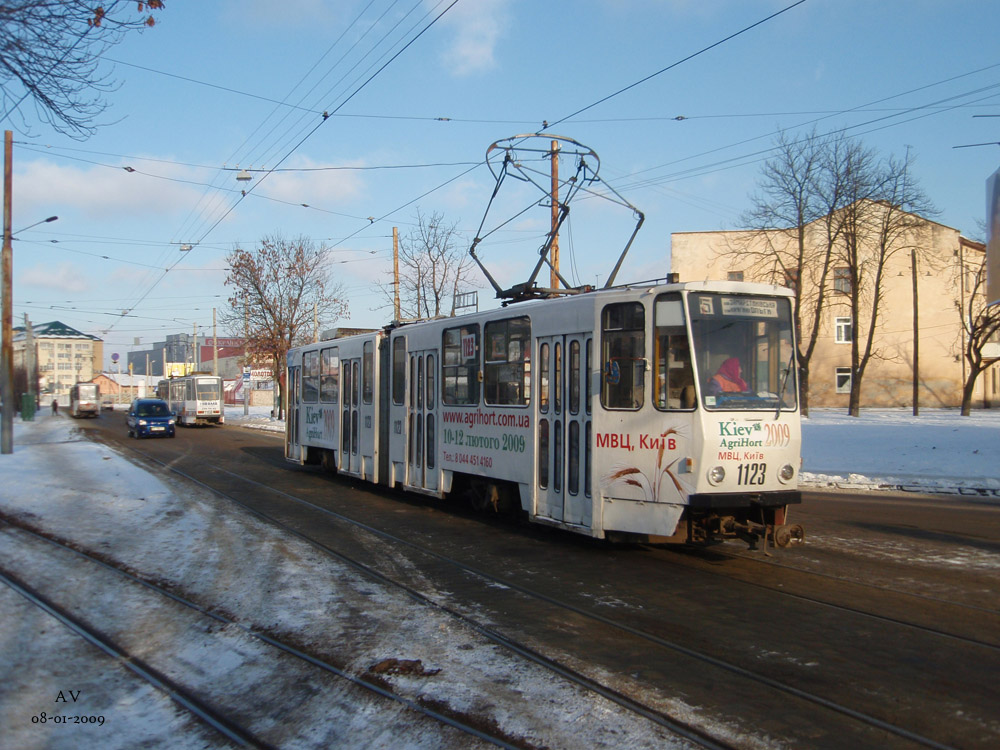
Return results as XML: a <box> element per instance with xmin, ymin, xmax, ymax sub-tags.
<box><xmin>549</xmin><ymin>140</ymin><xmax>560</xmax><ymax>291</ymax></box>
<box><xmin>911</xmin><ymin>247</ymin><xmax>919</xmax><ymax>416</ymax></box>
<box><xmin>2</xmin><ymin>131</ymin><xmax>13</xmax><ymax>454</ymax></box>
<box><xmin>393</xmin><ymin>226</ymin><xmax>401</xmax><ymax>321</ymax></box>
<box><xmin>212</xmin><ymin>308</ymin><xmax>218</xmax><ymax>376</ymax></box>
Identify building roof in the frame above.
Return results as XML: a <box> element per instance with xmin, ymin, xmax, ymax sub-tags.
<box><xmin>13</xmin><ymin>320</ymin><xmax>102</xmax><ymax>342</ymax></box>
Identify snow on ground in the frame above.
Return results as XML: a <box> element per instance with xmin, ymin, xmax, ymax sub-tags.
<box><xmin>1</xmin><ymin>406</ymin><xmax>998</xmax><ymax>749</ymax></box>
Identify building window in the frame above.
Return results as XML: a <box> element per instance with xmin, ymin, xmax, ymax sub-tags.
<box><xmin>834</xmin><ymin>267</ymin><xmax>851</xmax><ymax>294</ymax></box>
<box><xmin>835</xmin><ymin>317</ymin><xmax>852</xmax><ymax>344</ymax></box>
<box><xmin>727</xmin><ymin>271</ymin><xmax>744</xmax><ymax>282</ymax></box>
<box><xmin>835</xmin><ymin>367</ymin><xmax>852</xmax><ymax>394</ymax></box>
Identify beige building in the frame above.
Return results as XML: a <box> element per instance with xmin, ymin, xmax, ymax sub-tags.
<box><xmin>13</xmin><ymin>321</ymin><xmax>104</xmax><ymax>404</ymax></box>
<box><xmin>671</xmin><ymin>208</ymin><xmax>998</xmax><ymax>409</ymax></box>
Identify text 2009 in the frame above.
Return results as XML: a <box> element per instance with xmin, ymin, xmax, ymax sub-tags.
<box><xmin>32</xmin><ymin>712</ymin><xmax>105</xmax><ymax>726</ymax></box>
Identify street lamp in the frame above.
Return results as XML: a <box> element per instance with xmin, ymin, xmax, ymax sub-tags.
<box><xmin>1</xmin><ymin>132</ymin><xmax>59</xmax><ymax>454</ymax></box>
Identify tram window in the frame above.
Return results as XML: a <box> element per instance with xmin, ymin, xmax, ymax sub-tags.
<box><xmin>321</xmin><ymin>347</ymin><xmax>339</xmax><ymax>403</ymax></box>
<box><xmin>539</xmin><ymin>343</ymin><xmax>550</xmax><ymax>413</ymax></box>
<box><xmin>568</xmin><ymin>421</ymin><xmax>580</xmax><ymax>495</ymax></box>
<box><xmin>427</xmin><ymin>414</ymin><xmax>435</xmax><ymax>470</ymax></box>
<box><xmin>554</xmin><ymin>343</ymin><xmax>562</xmax><ymax>414</ymax></box>
<box><xmin>554</xmin><ymin>420</ymin><xmax>563</xmax><ymax>493</ymax></box>
<box><xmin>601</xmin><ymin>302</ymin><xmax>645</xmax><ymax>410</ymax></box>
<box><xmin>352</xmin><ymin>361</ymin><xmax>360</xmax><ymax>407</ymax></box>
<box><xmin>654</xmin><ymin>294</ymin><xmax>695</xmax><ymax>411</ymax></box>
<box><xmin>363</xmin><ymin>341</ymin><xmax>374</xmax><ymax>404</ymax></box>
<box><xmin>538</xmin><ymin>419</ymin><xmax>549</xmax><ymax>489</ymax></box>
<box><xmin>427</xmin><ymin>354</ymin><xmax>435</xmax><ymax>410</ymax></box>
<box><xmin>443</xmin><ymin>324</ymin><xmax>480</xmax><ymax>405</ymax></box>
<box><xmin>392</xmin><ymin>338</ymin><xmax>405</xmax><ymax>405</ymax></box>
<box><xmin>585</xmin><ymin>421</ymin><xmax>592</xmax><ymax>497</ymax></box>
<box><xmin>569</xmin><ymin>340</ymin><xmax>580</xmax><ymax>415</ymax></box>
<box><xmin>303</xmin><ymin>350</ymin><xmax>320</xmax><ymax>403</ymax></box>
<box><xmin>484</xmin><ymin>317</ymin><xmax>530</xmax><ymax>406</ymax></box>
<box><xmin>585</xmin><ymin>339</ymin><xmax>592</xmax><ymax>415</ymax></box>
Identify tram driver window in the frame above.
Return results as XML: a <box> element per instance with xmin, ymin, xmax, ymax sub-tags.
<box><xmin>303</xmin><ymin>350</ymin><xmax>320</xmax><ymax>403</ymax></box>
<box><xmin>443</xmin><ymin>324</ymin><xmax>480</xmax><ymax>405</ymax></box>
<box><xmin>654</xmin><ymin>294</ymin><xmax>695</xmax><ymax>410</ymax></box>
<box><xmin>484</xmin><ymin>316</ymin><xmax>530</xmax><ymax>406</ymax></box>
<box><xmin>601</xmin><ymin>302</ymin><xmax>645</xmax><ymax>410</ymax></box>
<box><xmin>321</xmin><ymin>347</ymin><xmax>339</xmax><ymax>403</ymax></box>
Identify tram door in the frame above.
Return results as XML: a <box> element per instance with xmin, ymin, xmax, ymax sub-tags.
<box><xmin>286</xmin><ymin>365</ymin><xmax>303</xmax><ymax>462</ymax></box>
<box><xmin>341</xmin><ymin>356</ymin><xmax>363</xmax><ymax>475</ymax></box>
<box><xmin>406</xmin><ymin>351</ymin><xmax>438</xmax><ymax>493</ymax></box>
<box><xmin>536</xmin><ymin>334</ymin><xmax>592</xmax><ymax>527</ymax></box>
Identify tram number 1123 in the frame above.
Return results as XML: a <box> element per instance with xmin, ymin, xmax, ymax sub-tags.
<box><xmin>737</xmin><ymin>462</ymin><xmax>767</xmax><ymax>486</ymax></box>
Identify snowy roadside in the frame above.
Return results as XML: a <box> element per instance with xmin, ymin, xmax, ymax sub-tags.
<box><xmin>799</xmin><ymin>409</ymin><xmax>1000</xmax><ymax>498</ymax></box>
<box><xmin>0</xmin><ymin>415</ymin><xmax>713</xmax><ymax>750</ymax></box>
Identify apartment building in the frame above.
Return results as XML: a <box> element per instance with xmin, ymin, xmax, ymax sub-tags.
<box><xmin>671</xmin><ymin>207</ymin><xmax>997</xmax><ymax>409</ymax></box>
<box><xmin>13</xmin><ymin>321</ymin><xmax>104</xmax><ymax>404</ymax></box>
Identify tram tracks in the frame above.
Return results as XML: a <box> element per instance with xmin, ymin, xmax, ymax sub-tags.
<box><xmin>120</xmin><ymin>441</ymin><xmax>982</xmax><ymax>750</ymax></box>
<box><xmin>0</xmin><ymin>516</ymin><xmax>537</xmax><ymax>750</ymax></box>
<box><xmin>663</xmin><ymin>545</ymin><xmax>1000</xmax><ymax>651</ymax></box>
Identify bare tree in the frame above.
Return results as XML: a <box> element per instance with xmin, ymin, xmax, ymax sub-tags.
<box><xmin>733</xmin><ymin>128</ymin><xmax>834</xmax><ymax>415</ymax></box>
<box><xmin>383</xmin><ymin>210</ymin><xmax>478</xmax><ymax>321</ymax></box>
<box><xmin>222</xmin><ymin>235</ymin><xmax>348</xmax><ymax>418</ymax></box>
<box><xmin>835</xmin><ymin>148</ymin><xmax>935</xmax><ymax>416</ymax></box>
<box><xmin>0</xmin><ymin>1</ymin><xmax>164</xmax><ymax>138</ymax></box>
<box><xmin>956</xmin><ymin>243</ymin><xmax>1000</xmax><ymax>415</ymax></box>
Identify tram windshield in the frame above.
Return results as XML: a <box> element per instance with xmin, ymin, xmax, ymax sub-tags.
<box><xmin>76</xmin><ymin>383</ymin><xmax>98</xmax><ymax>400</ymax></box>
<box><xmin>196</xmin><ymin>378</ymin><xmax>221</xmax><ymax>400</ymax></box>
<box><xmin>687</xmin><ymin>292</ymin><xmax>797</xmax><ymax>412</ymax></box>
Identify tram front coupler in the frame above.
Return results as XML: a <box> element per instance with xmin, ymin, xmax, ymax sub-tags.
<box><xmin>706</xmin><ymin>515</ymin><xmax>804</xmax><ymax>551</ymax></box>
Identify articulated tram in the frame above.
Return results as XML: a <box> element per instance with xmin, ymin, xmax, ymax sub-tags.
<box><xmin>156</xmin><ymin>374</ymin><xmax>225</xmax><ymax>426</ymax></box>
<box><xmin>285</xmin><ymin>280</ymin><xmax>803</xmax><ymax>547</ymax></box>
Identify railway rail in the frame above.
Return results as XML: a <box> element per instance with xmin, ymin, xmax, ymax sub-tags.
<box><xmin>0</xmin><ymin>516</ymin><xmax>544</xmax><ymax>750</ymax></box>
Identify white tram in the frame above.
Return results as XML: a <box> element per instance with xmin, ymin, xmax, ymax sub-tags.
<box><xmin>156</xmin><ymin>374</ymin><xmax>225</xmax><ymax>426</ymax></box>
<box><xmin>285</xmin><ymin>280</ymin><xmax>803</xmax><ymax>547</ymax></box>
<box><xmin>68</xmin><ymin>381</ymin><xmax>100</xmax><ymax>418</ymax></box>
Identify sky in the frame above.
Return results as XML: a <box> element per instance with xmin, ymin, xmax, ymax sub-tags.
<box><xmin>4</xmin><ymin>0</ymin><xmax>1000</xmax><ymax>369</ymax></box>
<box><xmin>1</xmin><ymin>407</ymin><xmax>998</xmax><ymax>748</ymax></box>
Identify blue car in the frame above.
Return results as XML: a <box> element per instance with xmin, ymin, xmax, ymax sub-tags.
<box><xmin>126</xmin><ymin>398</ymin><xmax>177</xmax><ymax>439</ymax></box>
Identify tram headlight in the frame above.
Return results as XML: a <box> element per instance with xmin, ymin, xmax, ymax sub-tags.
<box><xmin>778</xmin><ymin>463</ymin><xmax>796</xmax><ymax>483</ymax></box>
<box><xmin>707</xmin><ymin>465</ymin><xmax>725</xmax><ymax>485</ymax></box>
<box><xmin>138</xmin><ymin>419</ymin><xmax>147</xmax><ymax>426</ymax></box>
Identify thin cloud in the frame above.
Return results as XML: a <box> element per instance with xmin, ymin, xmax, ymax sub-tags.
<box><xmin>437</xmin><ymin>0</ymin><xmax>510</xmax><ymax>76</ymax></box>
